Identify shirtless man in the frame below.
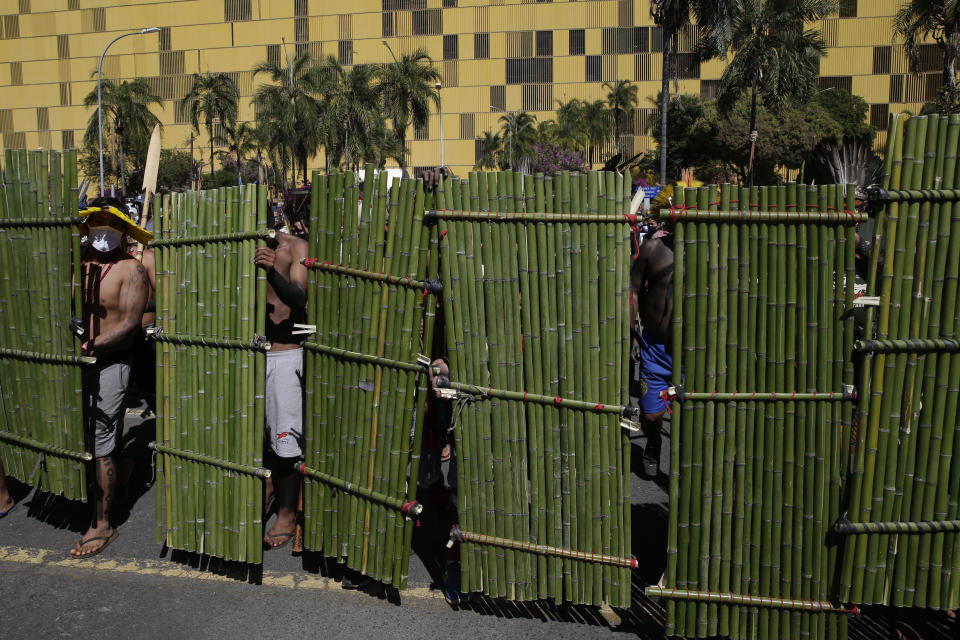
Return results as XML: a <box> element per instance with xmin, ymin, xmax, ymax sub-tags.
<box><xmin>630</xmin><ymin>221</ymin><xmax>674</xmax><ymax>479</ymax></box>
<box><xmin>71</xmin><ymin>198</ymin><xmax>151</xmax><ymax>557</ymax></box>
<box><xmin>254</xmin><ymin>214</ymin><xmax>309</xmax><ymax>550</ymax></box>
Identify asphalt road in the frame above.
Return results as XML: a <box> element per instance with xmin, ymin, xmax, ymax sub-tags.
<box><xmin>4</xmin><ymin>402</ymin><xmax>960</xmax><ymax>640</ymax></box>
<box><xmin>0</xmin><ymin>398</ymin><xmax>671</xmax><ymax>640</ymax></box>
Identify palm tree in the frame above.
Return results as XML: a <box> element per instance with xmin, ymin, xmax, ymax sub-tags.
<box><xmin>180</xmin><ymin>71</ymin><xmax>239</xmax><ymax>181</ymax></box>
<box><xmin>83</xmin><ymin>78</ymin><xmax>163</xmax><ymax>192</ymax></box>
<box><xmin>603</xmin><ymin>79</ymin><xmax>638</xmax><ymax>154</ymax></box>
<box><xmin>214</xmin><ymin>120</ymin><xmax>256</xmax><ymax>184</ymax></box>
<box><xmin>580</xmin><ymin>99</ymin><xmax>612</xmax><ymax>166</ymax></box>
<box><xmin>498</xmin><ymin>111</ymin><xmax>538</xmax><ymax>172</ymax></box>
<box><xmin>695</xmin><ymin>0</ymin><xmax>835</xmax><ymax>185</ymax></box>
<box><xmin>536</xmin><ymin>119</ymin><xmax>561</xmax><ymax>146</ymax></box>
<box><xmin>555</xmin><ymin>98</ymin><xmax>588</xmax><ymax>151</ymax></box>
<box><xmin>252</xmin><ymin>50</ymin><xmax>329</xmax><ymax>187</ymax></box>
<box><xmin>377</xmin><ymin>47</ymin><xmax>441</xmax><ymax>171</ymax></box>
<box><xmin>363</xmin><ymin>119</ymin><xmax>403</xmax><ymax>169</ymax></box>
<box><xmin>651</xmin><ymin>0</ymin><xmax>695</xmax><ymax>184</ymax></box>
<box><xmin>894</xmin><ymin>0</ymin><xmax>960</xmax><ymax>87</ymax></box>
<box><xmin>475</xmin><ymin>130</ymin><xmax>502</xmax><ymax>170</ymax></box>
<box><xmin>322</xmin><ymin>61</ymin><xmax>385</xmax><ymax>170</ymax></box>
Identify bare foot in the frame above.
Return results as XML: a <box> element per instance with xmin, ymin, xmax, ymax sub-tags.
<box><xmin>69</xmin><ymin>526</ymin><xmax>118</xmax><ymax>558</ymax></box>
<box><xmin>263</xmin><ymin>506</ymin><xmax>296</xmax><ymax>549</ymax></box>
<box><xmin>0</xmin><ymin>494</ymin><xmax>14</xmax><ymax>515</ymax></box>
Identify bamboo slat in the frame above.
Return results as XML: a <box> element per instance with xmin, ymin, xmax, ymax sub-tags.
<box><xmin>153</xmin><ymin>183</ymin><xmax>267</xmax><ymax>563</ymax></box>
<box><xmin>301</xmin><ymin>166</ymin><xmax>436</xmax><ymax>588</ymax></box>
<box><xmin>0</xmin><ymin>148</ymin><xmax>86</xmax><ymax>501</ymax></box>
<box><xmin>437</xmin><ymin>170</ymin><xmax>634</xmax><ymax>607</ymax></box>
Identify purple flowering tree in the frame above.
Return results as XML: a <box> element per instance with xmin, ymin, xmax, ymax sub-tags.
<box><xmin>530</xmin><ymin>142</ymin><xmax>589</xmax><ymax>175</ymax></box>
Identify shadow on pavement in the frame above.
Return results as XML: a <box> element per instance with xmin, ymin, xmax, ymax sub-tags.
<box><xmin>162</xmin><ymin>544</ymin><xmax>265</xmax><ymax>584</ymax></box>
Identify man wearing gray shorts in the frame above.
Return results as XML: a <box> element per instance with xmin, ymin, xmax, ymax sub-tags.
<box><xmin>255</xmin><ymin>220</ymin><xmax>309</xmax><ymax>549</ymax></box>
<box><xmin>265</xmin><ymin>349</ymin><xmax>304</xmax><ymax>460</ymax></box>
<box><xmin>71</xmin><ymin>199</ymin><xmax>151</xmax><ymax>558</ymax></box>
<box><xmin>83</xmin><ymin>354</ymin><xmax>132</xmax><ymax>459</ymax></box>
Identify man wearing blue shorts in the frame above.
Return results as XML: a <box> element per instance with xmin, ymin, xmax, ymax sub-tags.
<box><xmin>631</xmin><ymin>225</ymin><xmax>674</xmax><ymax>479</ymax></box>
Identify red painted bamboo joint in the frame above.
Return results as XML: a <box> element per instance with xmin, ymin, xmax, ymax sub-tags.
<box><xmin>450</xmin><ymin>525</ymin><xmax>637</xmax><ymax>569</ymax></box>
<box><xmin>645</xmin><ymin>586</ymin><xmax>860</xmax><ymax>616</ymax></box>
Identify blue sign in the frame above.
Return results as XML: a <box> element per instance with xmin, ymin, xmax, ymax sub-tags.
<box><xmin>641</xmin><ymin>186</ymin><xmax>662</xmax><ymax>199</ymax></box>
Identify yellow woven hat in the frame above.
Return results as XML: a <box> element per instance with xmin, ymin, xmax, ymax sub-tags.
<box><xmin>80</xmin><ymin>204</ymin><xmax>154</xmax><ymax>245</ymax></box>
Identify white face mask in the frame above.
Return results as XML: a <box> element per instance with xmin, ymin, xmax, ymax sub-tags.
<box><xmin>89</xmin><ymin>226</ymin><xmax>123</xmax><ymax>252</ymax></box>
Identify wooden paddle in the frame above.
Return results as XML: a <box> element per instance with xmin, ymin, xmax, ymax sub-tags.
<box><xmin>136</xmin><ymin>124</ymin><xmax>161</xmax><ymax>259</ymax></box>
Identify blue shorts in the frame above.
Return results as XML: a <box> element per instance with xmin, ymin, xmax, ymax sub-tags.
<box><xmin>638</xmin><ymin>331</ymin><xmax>672</xmax><ymax>415</ymax></box>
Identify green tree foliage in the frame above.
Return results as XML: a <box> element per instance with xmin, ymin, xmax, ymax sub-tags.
<box><xmin>554</xmin><ymin>98</ymin><xmax>590</xmax><ymax>150</ymax></box>
<box><xmin>713</xmin><ymin>94</ymin><xmax>841</xmax><ymax>183</ymax></box>
<box><xmin>647</xmin><ymin>93</ymin><xmax>721</xmax><ymax>180</ymax></box>
<box><xmin>475</xmin><ymin>130</ymin><xmax>502</xmax><ymax>170</ymax></box>
<box><xmin>811</xmin><ymin>88</ymin><xmax>876</xmax><ymax>146</ymax></box>
<box><xmin>894</xmin><ymin>0</ymin><xmax>960</xmax><ymax>87</ymax></box>
<box><xmin>696</xmin><ymin>0</ymin><xmax>836</xmax><ymax>113</ymax></box>
<box><xmin>694</xmin><ymin>0</ymin><xmax>836</xmax><ymax>184</ymax></box>
<box><xmin>376</xmin><ymin>47</ymin><xmax>441</xmax><ymax>170</ymax></box>
<box><xmin>156</xmin><ymin>148</ymin><xmax>195</xmax><ymax>193</ymax></box>
<box><xmin>498</xmin><ymin>111</ymin><xmax>539</xmax><ymax>171</ymax></box>
<box><xmin>179</xmin><ymin>72</ymin><xmax>239</xmax><ymax>181</ymax></box>
<box><xmin>649</xmin><ymin>92</ymin><xmax>841</xmax><ymax>185</ymax></box>
<box><xmin>580</xmin><ymin>99</ymin><xmax>613</xmax><ymax>165</ymax></box>
<box><xmin>82</xmin><ymin>78</ymin><xmax>163</xmax><ymax>192</ymax></box>
<box><xmin>323</xmin><ymin>61</ymin><xmax>389</xmax><ymax>171</ymax></box>
<box><xmin>604</xmin><ymin>79</ymin><xmax>639</xmax><ymax>154</ymax></box>
<box><xmin>252</xmin><ymin>51</ymin><xmax>329</xmax><ymax>187</ymax></box>
<box><xmin>923</xmin><ymin>81</ymin><xmax>960</xmax><ymax>113</ymax></box>
<box><xmin>214</xmin><ymin>120</ymin><xmax>256</xmax><ymax>183</ymax></box>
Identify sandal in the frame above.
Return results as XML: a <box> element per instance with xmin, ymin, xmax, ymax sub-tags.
<box><xmin>263</xmin><ymin>531</ymin><xmax>294</xmax><ymax>550</ymax></box>
<box><xmin>69</xmin><ymin>530</ymin><xmax>119</xmax><ymax>558</ymax></box>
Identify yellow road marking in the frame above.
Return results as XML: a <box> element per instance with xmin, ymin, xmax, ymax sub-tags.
<box><xmin>0</xmin><ymin>545</ymin><xmax>437</xmax><ymax>601</ymax></box>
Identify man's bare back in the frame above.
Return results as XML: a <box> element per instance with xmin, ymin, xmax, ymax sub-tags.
<box><xmin>255</xmin><ymin>232</ymin><xmax>309</xmax><ymax>350</ymax></box>
<box><xmin>631</xmin><ymin>233</ymin><xmax>674</xmax><ymax>349</ymax></box>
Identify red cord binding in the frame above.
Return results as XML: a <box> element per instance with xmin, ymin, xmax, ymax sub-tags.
<box><xmin>659</xmin><ymin>389</ymin><xmax>673</xmax><ymax>414</ymax></box>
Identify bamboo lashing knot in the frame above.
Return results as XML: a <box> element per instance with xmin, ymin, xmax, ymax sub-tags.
<box><xmin>659</xmin><ymin>389</ymin><xmax>674</xmax><ymax>414</ymax></box>
<box><xmin>400</xmin><ymin>501</ymin><xmax>423</xmax><ymax>516</ymax></box>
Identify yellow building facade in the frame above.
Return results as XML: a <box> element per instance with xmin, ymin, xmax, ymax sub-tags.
<box><xmin>0</xmin><ymin>0</ymin><xmax>941</xmax><ymax>180</ymax></box>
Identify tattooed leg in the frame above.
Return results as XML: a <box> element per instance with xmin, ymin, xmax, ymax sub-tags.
<box><xmin>69</xmin><ymin>455</ymin><xmax>117</xmax><ymax>557</ymax></box>
<box><xmin>94</xmin><ymin>456</ymin><xmax>116</xmax><ymax>527</ymax></box>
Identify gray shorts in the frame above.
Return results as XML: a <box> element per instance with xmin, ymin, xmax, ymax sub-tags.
<box><xmin>82</xmin><ymin>356</ymin><xmax>132</xmax><ymax>458</ymax></box>
<box><xmin>265</xmin><ymin>348</ymin><xmax>304</xmax><ymax>458</ymax></box>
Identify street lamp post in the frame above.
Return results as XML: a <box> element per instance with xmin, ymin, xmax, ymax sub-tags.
<box><xmin>436</xmin><ymin>81</ymin><xmax>444</xmax><ymax>169</ymax></box>
<box><xmin>98</xmin><ymin>27</ymin><xmax>160</xmax><ymax>196</ymax></box>
<box><xmin>490</xmin><ymin>105</ymin><xmax>512</xmax><ymax>170</ymax></box>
